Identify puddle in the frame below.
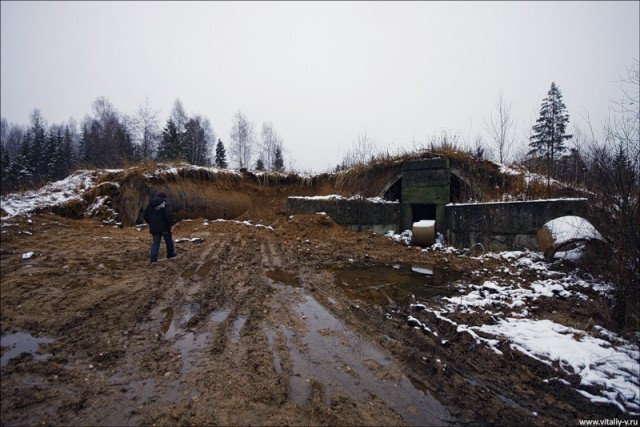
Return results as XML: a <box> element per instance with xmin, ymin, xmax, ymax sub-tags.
<box><xmin>161</xmin><ymin>307</ymin><xmax>175</xmax><ymax>336</ymax></box>
<box><xmin>264</xmin><ymin>329</ymin><xmax>283</xmax><ymax>375</ymax></box>
<box><xmin>266</xmin><ymin>268</ymin><xmax>301</xmax><ymax>287</ymax></box>
<box><xmin>162</xmin><ymin>305</ymin><xmax>199</xmax><ymax>340</ymax></box>
<box><xmin>334</xmin><ymin>262</ymin><xmax>460</xmax><ymax>305</ymax></box>
<box><xmin>210</xmin><ymin>307</ymin><xmax>231</xmax><ymax>323</ymax></box>
<box><xmin>158</xmin><ymin>304</ymin><xmax>210</xmax><ymax>375</ymax></box>
<box><xmin>1</xmin><ymin>332</ymin><xmax>55</xmax><ymax>368</ymax></box>
<box><xmin>285</xmin><ymin>291</ymin><xmax>454</xmax><ymax>425</ymax></box>
<box><xmin>173</xmin><ymin>331</ymin><xmax>211</xmax><ymax>373</ymax></box>
<box><xmin>231</xmin><ymin>316</ymin><xmax>247</xmax><ymax>343</ymax></box>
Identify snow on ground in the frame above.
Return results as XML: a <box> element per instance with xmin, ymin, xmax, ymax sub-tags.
<box><xmin>289</xmin><ymin>194</ymin><xmax>400</xmax><ymax>204</ymax></box>
<box><xmin>0</xmin><ymin>169</ymin><xmax>112</xmax><ymax>219</ymax></box>
<box><xmin>394</xmin><ymin>233</ymin><xmax>640</xmax><ymax>414</ymax></box>
<box><xmin>141</xmin><ymin>163</ymin><xmax>244</xmax><ymax>180</ymax></box>
<box><xmin>494</xmin><ymin>161</ymin><xmax>561</xmax><ymax>187</ymax></box>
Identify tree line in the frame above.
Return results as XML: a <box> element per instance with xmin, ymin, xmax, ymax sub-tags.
<box><xmin>0</xmin><ymin>97</ymin><xmax>287</xmax><ymax>194</ymax></box>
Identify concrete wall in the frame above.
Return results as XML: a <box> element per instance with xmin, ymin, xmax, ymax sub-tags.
<box><xmin>287</xmin><ymin>196</ymin><xmax>400</xmax><ymax>234</ymax></box>
<box><xmin>401</xmin><ymin>158</ymin><xmax>450</xmax><ymax>232</ymax></box>
<box><xmin>287</xmin><ymin>160</ymin><xmax>591</xmax><ymax>252</ymax></box>
<box><xmin>444</xmin><ymin>199</ymin><xmax>589</xmax><ymax>251</ymax></box>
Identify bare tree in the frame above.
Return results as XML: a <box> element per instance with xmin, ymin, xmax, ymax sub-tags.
<box><xmin>198</xmin><ymin>115</ymin><xmax>216</xmax><ymax>165</ymax></box>
<box><xmin>485</xmin><ymin>92</ymin><xmax>515</xmax><ymax>164</ymax></box>
<box><xmin>583</xmin><ymin>59</ymin><xmax>639</xmax><ymax>331</ymax></box>
<box><xmin>472</xmin><ymin>134</ymin><xmax>489</xmax><ymax>160</ymax></box>
<box><xmin>170</xmin><ymin>98</ymin><xmax>188</xmax><ymax>134</ymax></box>
<box><xmin>260</xmin><ymin>121</ymin><xmax>283</xmax><ymax>172</ymax></box>
<box><xmin>131</xmin><ymin>97</ymin><xmax>160</xmax><ymax>161</ymax></box>
<box><xmin>229</xmin><ymin>110</ymin><xmax>255</xmax><ymax>169</ymax></box>
<box><xmin>610</xmin><ymin>59</ymin><xmax>639</xmax><ymax>176</ymax></box>
<box><xmin>341</xmin><ymin>129</ymin><xmax>377</xmax><ymax>168</ymax></box>
<box><xmin>0</xmin><ymin>118</ymin><xmax>24</xmax><ymax>158</ymax></box>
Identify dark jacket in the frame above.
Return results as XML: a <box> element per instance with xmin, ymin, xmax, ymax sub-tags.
<box><xmin>143</xmin><ymin>195</ymin><xmax>175</xmax><ymax>234</ymax></box>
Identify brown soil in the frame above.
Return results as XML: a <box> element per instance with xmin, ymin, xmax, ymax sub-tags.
<box><xmin>0</xmin><ymin>185</ymin><xmax>631</xmax><ymax>426</ymax></box>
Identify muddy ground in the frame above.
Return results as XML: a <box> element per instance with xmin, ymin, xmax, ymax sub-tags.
<box><xmin>0</xmin><ymin>187</ymin><xmax>633</xmax><ymax>426</ymax></box>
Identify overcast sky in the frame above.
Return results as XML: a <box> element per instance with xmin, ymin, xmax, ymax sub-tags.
<box><xmin>1</xmin><ymin>1</ymin><xmax>638</xmax><ymax>172</ymax></box>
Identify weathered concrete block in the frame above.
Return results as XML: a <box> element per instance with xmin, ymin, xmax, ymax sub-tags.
<box><xmin>288</xmin><ymin>196</ymin><xmax>400</xmax><ymax>232</ymax></box>
<box><xmin>400</xmin><ymin>158</ymin><xmax>451</xmax><ymax>231</ymax></box>
<box><xmin>445</xmin><ymin>199</ymin><xmax>589</xmax><ymax>251</ymax></box>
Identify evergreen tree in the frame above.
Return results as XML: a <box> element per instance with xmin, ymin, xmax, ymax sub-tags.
<box><xmin>157</xmin><ymin>119</ymin><xmax>182</xmax><ymax>161</ymax></box>
<box><xmin>183</xmin><ymin>118</ymin><xmax>208</xmax><ymax>165</ymax></box>
<box><xmin>215</xmin><ymin>139</ymin><xmax>228</xmax><ymax>169</ymax></box>
<box><xmin>78</xmin><ymin>124</ymin><xmax>88</xmax><ymax>164</ymax></box>
<box><xmin>62</xmin><ymin>126</ymin><xmax>74</xmax><ymax>176</ymax></box>
<box><xmin>114</xmin><ymin>122</ymin><xmax>135</xmax><ymax>165</ymax></box>
<box><xmin>273</xmin><ymin>145</ymin><xmax>284</xmax><ymax>172</ymax></box>
<box><xmin>529</xmin><ymin>82</ymin><xmax>572</xmax><ymax>194</ymax></box>
<box><xmin>82</xmin><ymin>120</ymin><xmax>102</xmax><ymax>166</ymax></box>
<box><xmin>13</xmin><ymin>131</ymin><xmax>34</xmax><ymax>189</ymax></box>
<box><xmin>81</xmin><ymin>97</ymin><xmax>134</xmax><ymax>168</ymax></box>
<box><xmin>29</xmin><ymin>110</ymin><xmax>47</xmax><ymax>181</ymax></box>
<box><xmin>45</xmin><ymin>127</ymin><xmax>64</xmax><ymax>181</ymax></box>
<box><xmin>0</xmin><ymin>145</ymin><xmax>11</xmax><ymax>194</ymax></box>
<box><xmin>255</xmin><ymin>158</ymin><xmax>265</xmax><ymax>171</ymax></box>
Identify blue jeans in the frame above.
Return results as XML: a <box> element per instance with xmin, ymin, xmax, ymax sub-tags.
<box><xmin>150</xmin><ymin>232</ymin><xmax>176</xmax><ymax>262</ymax></box>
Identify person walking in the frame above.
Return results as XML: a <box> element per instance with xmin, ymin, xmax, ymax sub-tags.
<box><xmin>142</xmin><ymin>191</ymin><xmax>177</xmax><ymax>263</ymax></box>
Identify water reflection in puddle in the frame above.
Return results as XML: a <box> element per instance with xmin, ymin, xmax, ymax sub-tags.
<box><xmin>173</xmin><ymin>331</ymin><xmax>210</xmax><ymax>373</ymax></box>
<box><xmin>286</xmin><ymin>291</ymin><xmax>453</xmax><ymax>426</ymax></box>
<box><xmin>264</xmin><ymin>329</ymin><xmax>283</xmax><ymax>375</ymax></box>
<box><xmin>160</xmin><ymin>304</ymin><xmax>209</xmax><ymax>375</ymax></box>
<box><xmin>162</xmin><ymin>305</ymin><xmax>199</xmax><ymax>340</ymax></box>
<box><xmin>231</xmin><ymin>316</ymin><xmax>247</xmax><ymax>343</ymax></box>
<box><xmin>1</xmin><ymin>332</ymin><xmax>55</xmax><ymax>368</ymax></box>
<box><xmin>334</xmin><ymin>263</ymin><xmax>460</xmax><ymax>305</ymax></box>
<box><xmin>210</xmin><ymin>307</ymin><xmax>231</xmax><ymax>323</ymax></box>
<box><xmin>266</xmin><ymin>268</ymin><xmax>301</xmax><ymax>287</ymax></box>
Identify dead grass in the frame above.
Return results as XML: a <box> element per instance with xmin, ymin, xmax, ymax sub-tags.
<box><xmin>50</xmin><ymin>198</ymin><xmax>87</xmax><ymax>219</ymax></box>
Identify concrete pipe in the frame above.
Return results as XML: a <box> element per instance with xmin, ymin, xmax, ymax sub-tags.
<box><xmin>412</xmin><ymin>220</ymin><xmax>436</xmax><ymax>246</ymax></box>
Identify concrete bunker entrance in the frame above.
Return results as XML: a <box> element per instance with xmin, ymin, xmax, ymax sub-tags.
<box><xmin>411</xmin><ymin>204</ymin><xmax>437</xmax><ymax>223</ymax></box>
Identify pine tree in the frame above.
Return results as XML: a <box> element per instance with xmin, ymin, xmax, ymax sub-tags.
<box><xmin>157</xmin><ymin>119</ymin><xmax>182</xmax><ymax>161</ymax></box>
<box><xmin>273</xmin><ymin>145</ymin><xmax>284</xmax><ymax>172</ymax></box>
<box><xmin>62</xmin><ymin>126</ymin><xmax>74</xmax><ymax>176</ymax></box>
<box><xmin>255</xmin><ymin>158</ymin><xmax>265</xmax><ymax>171</ymax></box>
<box><xmin>183</xmin><ymin>118</ymin><xmax>208</xmax><ymax>165</ymax></box>
<box><xmin>29</xmin><ymin>111</ymin><xmax>47</xmax><ymax>181</ymax></box>
<box><xmin>78</xmin><ymin>124</ymin><xmax>88</xmax><ymax>163</ymax></box>
<box><xmin>45</xmin><ymin>128</ymin><xmax>63</xmax><ymax>181</ymax></box>
<box><xmin>215</xmin><ymin>139</ymin><xmax>228</xmax><ymax>169</ymax></box>
<box><xmin>0</xmin><ymin>145</ymin><xmax>11</xmax><ymax>194</ymax></box>
<box><xmin>14</xmin><ymin>131</ymin><xmax>34</xmax><ymax>189</ymax></box>
<box><xmin>529</xmin><ymin>82</ymin><xmax>573</xmax><ymax>194</ymax></box>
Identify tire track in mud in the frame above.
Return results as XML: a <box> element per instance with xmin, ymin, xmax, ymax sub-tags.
<box><xmin>63</xmin><ymin>231</ymin><xmax>232</xmax><ymax>426</ymax></box>
<box><xmin>133</xmin><ymin>227</ymin><xmax>295</xmax><ymax>424</ymax></box>
<box><xmin>96</xmin><ymin>226</ymin><xmax>289</xmax><ymax>425</ymax></box>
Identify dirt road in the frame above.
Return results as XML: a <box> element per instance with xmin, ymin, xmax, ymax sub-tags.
<box><xmin>0</xmin><ymin>207</ymin><xmax>630</xmax><ymax>426</ymax></box>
